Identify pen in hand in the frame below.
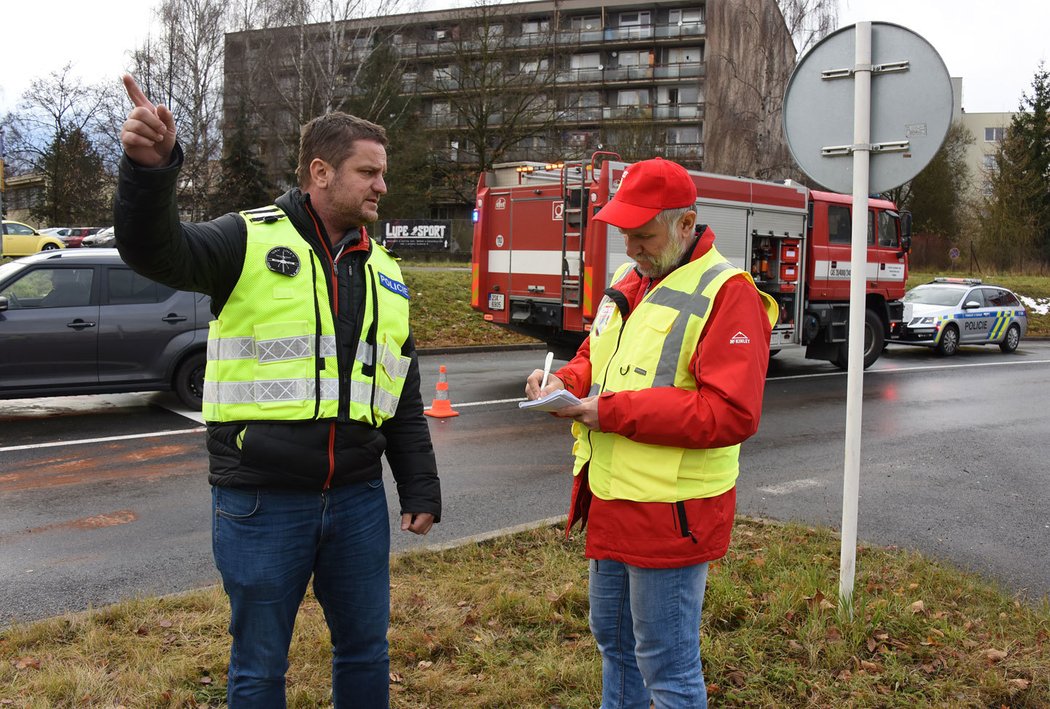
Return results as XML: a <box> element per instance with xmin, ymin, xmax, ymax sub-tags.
<box><xmin>540</xmin><ymin>351</ymin><xmax>554</xmax><ymax>391</ymax></box>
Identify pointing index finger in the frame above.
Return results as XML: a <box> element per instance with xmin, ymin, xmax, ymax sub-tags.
<box><xmin>122</xmin><ymin>74</ymin><xmax>154</xmax><ymax>110</ymax></box>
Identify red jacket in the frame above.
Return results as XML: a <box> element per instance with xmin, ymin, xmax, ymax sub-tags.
<box><xmin>556</xmin><ymin>227</ymin><xmax>772</xmax><ymax>568</ymax></box>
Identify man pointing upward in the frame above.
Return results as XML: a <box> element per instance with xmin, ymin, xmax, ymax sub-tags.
<box><xmin>116</xmin><ymin>74</ymin><xmax>441</xmax><ymax>707</ymax></box>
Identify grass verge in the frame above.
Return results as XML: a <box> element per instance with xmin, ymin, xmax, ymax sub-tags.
<box><xmin>2</xmin><ymin>519</ymin><xmax>1048</xmax><ymax>707</ymax></box>
<box><xmin>404</xmin><ymin>266</ymin><xmax>1050</xmax><ymax>349</ymax></box>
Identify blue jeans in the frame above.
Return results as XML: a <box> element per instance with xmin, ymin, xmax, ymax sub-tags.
<box><xmin>212</xmin><ymin>480</ymin><xmax>391</xmax><ymax>708</ymax></box>
<box><xmin>589</xmin><ymin>559</ymin><xmax>709</xmax><ymax>709</ymax></box>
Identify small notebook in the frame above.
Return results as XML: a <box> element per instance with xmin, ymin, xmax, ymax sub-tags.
<box><xmin>518</xmin><ymin>390</ymin><xmax>582</xmax><ymax>412</ymax></box>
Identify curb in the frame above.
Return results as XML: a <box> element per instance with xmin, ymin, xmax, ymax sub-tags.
<box><xmin>417</xmin><ymin>342</ymin><xmax>547</xmax><ymax>356</ymax></box>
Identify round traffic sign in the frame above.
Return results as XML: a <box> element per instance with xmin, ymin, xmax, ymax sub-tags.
<box><xmin>783</xmin><ymin>22</ymin><xmax>953</xmax><ymax>194</ymax></box>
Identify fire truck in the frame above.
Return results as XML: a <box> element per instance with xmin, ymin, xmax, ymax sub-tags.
<box><xmin>469</xmin><ymin>152</ymin><xmax>911</xmax><ymax>368</ymax></box>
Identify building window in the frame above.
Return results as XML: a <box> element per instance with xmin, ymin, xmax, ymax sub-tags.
<box><xmin>984</xmin><ymin>126</ymin><xmax>1005</xmax><ymax>142</ymax></box>
<box><xmin>615</xmin><ymin>50</ymin><xmax>648</xmax><ymax>67</ymax></box>
<box><xmin>521</xmin><ymin>18</ymin><xmax>549</xmax><ymax>34</ymax></box>
<box><xmin>571</xmin><ymin>53</ymin><xmax>601</xmax><ymax>69</ymax></box>
<box><xmin>571</xmin><ymin>15</ymin><xmax>600</xmax><ymax>31</ymax></box>
<box><xmin>666</xmin><ymin>126</ymin><xmax>699</xmax><ymax>144</ymax></box>
<box><xmin>667</xmin><ymin>46</ymin><xmax>702</xmax><ymax>63</ymax></box>
<box><xmin>669</xmin><ymin>8</ymin><xmax>703</xmax><ymax>24</ymax></box>
<box><xmin>618</xmin><ymin>11</ymin><xmax>651</xmax><ymax>27</ymax></box>
<box><xmin>521</xmin><ymin>58</ymin><xmax>549</xmax><ymax>73</ymax></box>
<box><xmin>617</xmin><ymin>89</ymin><xmax>648</xmax><ymax>106</ymax></box>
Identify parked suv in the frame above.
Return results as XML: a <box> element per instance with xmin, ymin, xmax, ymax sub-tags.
<box><xmin>0</xmin><ymin>248</ymin><xmax>212</xmax><ymax>408</ymax></box>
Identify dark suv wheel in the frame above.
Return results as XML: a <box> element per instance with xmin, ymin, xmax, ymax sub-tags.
<box><xmin>173</xmin><ymin>352</ymin><xmax>206</xmax><ymax>409</ymax></box>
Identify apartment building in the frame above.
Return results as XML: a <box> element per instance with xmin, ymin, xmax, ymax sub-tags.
<box><xmin>223</xmin><ymin>0</ymin><xmax>796</xmax><ymax>216</ymax></box>
<box><xmin>958</xmin><ymin>111</ymin><xmax>1015</xmax><ymax>198</ymax></box>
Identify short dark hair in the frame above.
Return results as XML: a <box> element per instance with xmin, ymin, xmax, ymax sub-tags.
<box><xmin>296</xmin><ymin>113</ymin><xmax>388</xmax><ymax>188</ymax></box>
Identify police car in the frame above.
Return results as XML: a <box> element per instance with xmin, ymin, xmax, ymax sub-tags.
<box><xmin>889</xmin><ymin>278</ymin><xmax>1027</xmax><ymax>356</ymax></box>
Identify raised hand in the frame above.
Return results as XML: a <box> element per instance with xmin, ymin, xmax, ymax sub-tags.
<box><xmin>120</xmin><ymin>74</ymin><xmax>177</xmax><ymax>168</ymax></box>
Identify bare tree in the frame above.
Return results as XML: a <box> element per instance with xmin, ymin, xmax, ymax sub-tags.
<box><xmin>779</xmin><ymin>0</ymin><xmax>837</xmax><ymax>56</ymax></box>
<box><xmin>419</xmin><ymin>1</ymin><xmax>567</xmax><ymax>202</ymax></box>
<box><xmin>704</xmin><ymin>0</ymin><xmax>836</xmax><ymax>179</ymax></box>
<box><xmin>1</xmin><ymin>65</ymin><xmax>113</xmax><ymax>225</ymax></box>
<box><xmin>221</xmin><ymin>0</ymin><xmax>416</xmax><ymax>189</ymax></box>
<box><xmin>130</xmin><ymin>0</ymin><xmax>226</xmax><ymax>220</ymax></box>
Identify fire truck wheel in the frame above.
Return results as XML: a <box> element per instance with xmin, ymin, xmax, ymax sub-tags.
<box><xmin>833</xmin><ymin>308</ymin><xmax>884</xmax><ymax>370</ymax></box>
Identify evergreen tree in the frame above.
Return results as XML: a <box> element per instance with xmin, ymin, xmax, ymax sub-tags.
<box><xmin>904</xmin><ymin>122</ymin><xmax>974</xmax><ymax>237</ymax></box>
<box><xmin>32</xmin><ymin>127</ymin><xmax>110</xmax><ymax>226</ymax></box>
<box><xmin>347</xmin><ymin>41</ymin><xmax>433</xmax><ymax>220</ymax></box>
<box><xmin>210</xmin><ymin>99</ymin><xmax>273</xmax><ymax>216</ymax></box>
<box><xmin>1007</xmin><ymin>63</ymin><xmax>1050</xmax><ymax>261</ymax></box>
<box><xmin>975</xmin><ymin>125</ymin><xmax>1045</xmax><ymax>270</ymax></box>
<box><xmin>972</xmin><ymin>64</ymin><xmax>1050</xmax><ymax>269</ymax></box>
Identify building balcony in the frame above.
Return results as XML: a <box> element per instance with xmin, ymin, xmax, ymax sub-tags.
<box><xmin>654</xmin><ymin>22</ymin><xmax>706</xmax><ymax>40</ymax></box>
<box><xmin>661</xmin><ymin>143</ymin><xmax>704</xmax><ymax>161</ymax></box>
<box><xmin>653</xmin><ymin>104</ymin><xmax>703</xmax><ymax>120</ymax></box>
<box><xmin>653</xmin><ymin>63</ymin><xmax>703</xmax><ymax>80</ymax></box>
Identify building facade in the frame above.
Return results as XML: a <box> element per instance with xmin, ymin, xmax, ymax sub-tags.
<box><xmin>958</xmin><ymin>111</ymin><xmax>1015</xmax><ymax>198</ymax></box>
<box><xmin>223</xmin><ymin>0</ymin><xmax>797</xmax><ymax>217</ymax></box>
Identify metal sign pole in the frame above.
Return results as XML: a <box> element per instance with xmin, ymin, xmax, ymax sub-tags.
<box><xmin>839</xmin><ymin>21</ymin><xmax>872</xmax><ymax>620</ymax></box>
<box><xmin>783</xmin><ymin>19</ymin><xmax>952</xmax><ymax>623</ymax></box>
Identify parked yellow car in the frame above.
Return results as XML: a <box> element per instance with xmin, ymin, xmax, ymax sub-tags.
<box><xmin>2</xmin><ymin>220</ymin><xmax>66</xmax><ymax>257</ymax></box>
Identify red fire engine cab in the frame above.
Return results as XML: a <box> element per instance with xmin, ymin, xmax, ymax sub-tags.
<box><xmin>470</xmin><ymin>152</ymin><xmax>911</xmax><ymax>368</ymax></box>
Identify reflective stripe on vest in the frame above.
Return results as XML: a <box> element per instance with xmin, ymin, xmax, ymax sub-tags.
<box><xmin>202</xmin><ymin>207</ymin><xmax>411</xmax><ymax>424</ymax></box>
<box><xmin>573</xmin><ymin>246</ymin><xmax>778</xmax><ymax>502</ymax></box>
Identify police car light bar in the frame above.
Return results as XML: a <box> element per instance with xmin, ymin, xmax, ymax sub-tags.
<box><xmin>933</xmin><ymin>277</ymin><xmax>982</xmax><ymax>285</ymax></box>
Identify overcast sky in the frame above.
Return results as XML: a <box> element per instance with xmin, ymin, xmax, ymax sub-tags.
<box><xmin>1</xmin><ymin>0</ymin><xmax>1046</xmax><ymax>115</ymax></box>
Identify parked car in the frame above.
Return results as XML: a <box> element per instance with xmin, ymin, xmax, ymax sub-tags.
<box><xmin>0</xmin><ymin>248</ymin><xmax>212</xmax><ymax>408</ymax></box>
<box><xmin>81</xmin><ymin>226</ymin><xmax>115</xmax><ymax>248</ymax></box>
<box><xmin>2</xmin><ymin>220</ymin><xmax>66</xmax><ymax>257</ymax></box>
<box><xmin>889</xmin><ymin>277</ymin><xmax>1028</xmax><ymax>356</ymax></box>
<box><xmin>61</xmin><ymin>227</ymin><xmax>104</xmax><ymax>248</ymax></box>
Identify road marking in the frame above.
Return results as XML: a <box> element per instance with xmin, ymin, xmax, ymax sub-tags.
<box><xmin>757</xmin><ymin>478</ymin><xmax>824</xmax><ymax>495</ymax></box>
<box><xmin>770</xmin><ymin>356</ymin><xmax>1050</xmax><ymax>380</ymax></box>
<box><xmin>0</xmin><ymin>428</ymin><xmax>206</xmax><ymax>454</ymax></box>
<box><xmin>447</xmin><ymin>397</ymin><xmax>525</xmax><ymax>408</ymax></box>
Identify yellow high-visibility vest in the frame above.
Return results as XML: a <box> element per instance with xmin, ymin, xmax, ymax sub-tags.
<box><xmin>202</xmin><ymin>206</ymin><xmax>411</xmax><ymax>425</ymax></box>
<box><xmin>573</xmin><ymin>246</ymin><xmax>778</xmax><ymax>502</ymax></box>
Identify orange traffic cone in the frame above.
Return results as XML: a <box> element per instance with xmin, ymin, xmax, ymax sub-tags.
<box><xmin>424</xmin><ymin>365</ymin><xmax>459</xmax><ymax>418</ymax></box>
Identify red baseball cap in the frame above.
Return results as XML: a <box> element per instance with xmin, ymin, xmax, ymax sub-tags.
<box><xmin>594</xmin><ymin>157</ymin><xmax>698</xmax><ymax>229</ymax></box>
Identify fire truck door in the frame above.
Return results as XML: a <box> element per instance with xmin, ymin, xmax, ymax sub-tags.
<box><xmin>506</xmin><ymin>194</ymin><xmax>567</xmax><ymax>298</ymax></box>
<box><xmin>871</xmin><ymin>208</ymin><xmax>906</xmax><ymax>291</ymax></box>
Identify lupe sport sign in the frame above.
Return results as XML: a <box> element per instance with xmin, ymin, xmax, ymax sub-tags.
<box><xmin>379</xmin><ymin>220</ymin><xmax>452</xmax><ymax>251</ymax></box>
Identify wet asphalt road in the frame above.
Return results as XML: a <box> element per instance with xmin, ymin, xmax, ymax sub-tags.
<box><xmin>1</xmin><ymin>341</ymin><xmax>1048</xmax><ymax>625</ymax></box>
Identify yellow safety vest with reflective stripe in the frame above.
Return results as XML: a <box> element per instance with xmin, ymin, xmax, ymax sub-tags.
<box><xmin>202</xmin><ymin>207</ymin><xmax>411</xmax><ymax>425</ymax></box>
<box><xmin>572</xmin><ymin>246</ymin><xmax>778</xmax><ymax>502</ymax></box>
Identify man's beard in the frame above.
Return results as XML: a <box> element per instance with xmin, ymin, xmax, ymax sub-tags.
<box><xmin>636</xmin><ymin>234</ymin><xmax>688</xmax><ymax>278</ymax></box>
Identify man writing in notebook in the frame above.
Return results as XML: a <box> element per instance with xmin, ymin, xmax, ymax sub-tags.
<box><xmin>524</xmin><ymin>157</ymin><xmax>777</xmax><ymax>707</ymax></box>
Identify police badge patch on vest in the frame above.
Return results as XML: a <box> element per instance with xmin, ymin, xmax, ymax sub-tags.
<box><xmin>265</xmin><ymin>246</ymin><xmax>301</xmax><ymax>277</ymax></box>
<box><xmin>379</xmin><ymin>273</ymin><xmax>410</xmax><ymax>299</ymax></box>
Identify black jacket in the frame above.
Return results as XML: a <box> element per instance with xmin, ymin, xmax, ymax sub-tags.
<box><xmin>114</xmin><ymin>144</ymin><xmax>440</xmax><ymax>521</ymax></box>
